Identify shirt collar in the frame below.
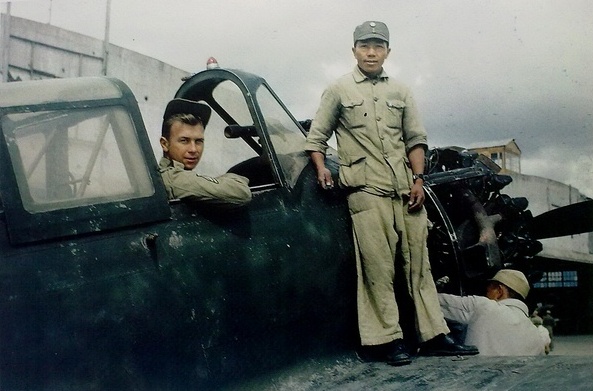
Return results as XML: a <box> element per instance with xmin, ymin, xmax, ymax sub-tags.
<box><xmin>159</xmin><ymin>156</ymin><xmax>186</xmax><ymax>170</ymax></box>
<box><xmin>353</xmin><ymin>65</ymin><xmax>389</xmax><ymax>83</ymax></box>
<box><xmin>500</xmin><ymin>298</ymin><xmax>529</xmax><ymax>316</ymax></box>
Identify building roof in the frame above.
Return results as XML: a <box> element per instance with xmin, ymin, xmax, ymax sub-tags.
<box><xmin>465</xmin><ymin>138</ymin><xmax>521</xmax><ymax>153</ymax></box>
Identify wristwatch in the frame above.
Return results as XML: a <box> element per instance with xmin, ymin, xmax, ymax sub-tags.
<box><xmin>412</xmin><ymin>173</ymin><xmax>426</xmax><ymax>183</ymax></box>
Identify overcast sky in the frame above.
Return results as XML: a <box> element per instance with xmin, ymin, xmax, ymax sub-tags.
<box><xmin>4</xmin><ymin>0</ymin><xmax>593</xmax><ymax>197</ymax></box>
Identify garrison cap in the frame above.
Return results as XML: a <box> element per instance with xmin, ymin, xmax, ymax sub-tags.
<box><xmin>353</xmin><ymin>21</ymin><xmax>389</xmax><ymax>44</ymax></box>
<box><xmin>163</xmin><ymin>98</ymin><xmax>212</xmax><ymax>127</ymax></box>
<box><xmin>489</xmin><ymin>269</ymin><xmax>530</xmax><ymax>300</ymax></box>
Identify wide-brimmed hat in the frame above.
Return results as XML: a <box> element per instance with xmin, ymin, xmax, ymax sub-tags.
<box><xmin>163</xmin><ymin>98</ymin><xmax>212</xmax><ymax>126</ymax></box>
<box><xmin>489</xmin><ymin>269</ymin><xmax>530</xmax><ymax>300</ymax></box>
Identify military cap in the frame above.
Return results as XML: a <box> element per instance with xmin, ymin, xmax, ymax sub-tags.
<box><xmin>163</xmin><ymin>98</ymin><xmax>212</xmax><ymax>127</ymax></box>
<box><xmin>353</xmin><ymin>21</ymin><xmax>389</xmax><ymax>44</ymax></box>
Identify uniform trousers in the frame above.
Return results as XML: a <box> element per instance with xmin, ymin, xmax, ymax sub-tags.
<box><xmin>348</xmin><ymin>190</ymin><xmax>449</xmax><ymax>346</ymax></box>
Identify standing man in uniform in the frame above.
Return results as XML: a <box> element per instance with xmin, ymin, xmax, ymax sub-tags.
<box><xmin>159</xmin><ymin>98</ymin><xmax>252</xmax><ymax>207</ymax></box>
<box><xmin>542</xmin><ymin>310</ymin><xmax>557</xmax><ymax>350</ymax></box>
<box><xmin>304</xmin><ymin>21</ymin><xmax>478</xmax><ymax>365</ymax></box>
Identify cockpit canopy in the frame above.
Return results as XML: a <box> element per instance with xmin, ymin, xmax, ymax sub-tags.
<box><xmin>0</xmin><ymin>77</ymin><xmax>170</xmax><ymax>244</ymax></box>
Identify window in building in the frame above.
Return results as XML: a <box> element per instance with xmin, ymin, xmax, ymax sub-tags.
<box><xmin>533</xmin><ymin>271</ymin><xmax>578</xmax><ymax>288</ymax></box>
<box><xmin>490</xmin><ymin>152</ymin><xmax>502</xmax><ymax>167</ymax></box>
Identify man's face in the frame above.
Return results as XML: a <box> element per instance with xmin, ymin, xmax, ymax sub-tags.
<box><xmin>160</xmin><ymin>120</ymin><xmax>205</xmax><ymax>170</ymax></box>
<box><xmin>352</xmin><ymin>39</ymin><xmax>391</xmax><ymax>76</ymax></box>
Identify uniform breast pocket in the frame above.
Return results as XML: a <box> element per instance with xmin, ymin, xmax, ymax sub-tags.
<box><xmin>385</xmin><ymin>99</ymin><xmax>405</xmax><ymax>129</ymax></box>
<box><xmin>340</xmin><ymin>99</ymin><xmax>365</xmax><ymax>129</ymax></box>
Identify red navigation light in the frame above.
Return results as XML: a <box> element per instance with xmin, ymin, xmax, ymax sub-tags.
<box><xmin>206</xmin><ymin>57</ymin><xmax>219</xmax><ymax>70</ymax></box>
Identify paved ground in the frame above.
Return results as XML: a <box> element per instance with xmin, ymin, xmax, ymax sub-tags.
<box><xmin>549</xmin><ymin>334</ymin><xmax>593</xmax><ymax>355</ymax></box>
<box><xmin>223</xmin><ymin>335</ymin><xmax>593</xmax><ymax>391</ymax></box>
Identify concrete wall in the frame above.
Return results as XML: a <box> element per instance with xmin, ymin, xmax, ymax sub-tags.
<box><xmin>1</xmin><ymin>15</ymin><xmax>190</xmax><ymax>159</ymax></box>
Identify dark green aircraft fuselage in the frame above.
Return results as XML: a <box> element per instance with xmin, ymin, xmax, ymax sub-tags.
<box><xmin>0</xmin><ymin>73</ymin><xmax>359</xmax><ymax>389</ymax></box>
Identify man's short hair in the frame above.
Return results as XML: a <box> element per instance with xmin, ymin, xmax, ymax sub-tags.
<box><xmin>161</xmin><ymin>98</ymin><xmax>212</xmax><ymax>139</ymax></box>
<box><xmin>161</xmin><ymin>113</ymin><xmax>202</xmax><ymax>139</ymax></box>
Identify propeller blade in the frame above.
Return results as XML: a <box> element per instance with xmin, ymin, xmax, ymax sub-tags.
<box><xmin>529</xmin><ymin>199</ymin><xmax>593</xmax><ymax>239</ymax></box>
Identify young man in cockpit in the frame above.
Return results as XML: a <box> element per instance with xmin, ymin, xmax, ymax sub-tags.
<box><xmin>159</xmin><ymin>98</ymin><xmax>252</xmax><ymax>208</ymax></box>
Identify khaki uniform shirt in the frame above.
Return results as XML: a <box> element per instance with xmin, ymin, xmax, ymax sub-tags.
<box><xmin>158</xmin><ymin>157</ymin><xmax>252</xmax><ymax>208</ymax></box>
<box><xmin>304</xmin><ymin>66</ymin><xmax>427</xmax><ymax>197</ymax></box>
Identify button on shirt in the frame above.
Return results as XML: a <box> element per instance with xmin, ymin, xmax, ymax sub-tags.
<box><xmin>304</xmin><ymin>66</ymin><xmax>427</xmax><ymax>197</ymax></box>
<box><xmin>438</xmin><ymin>293</ymin><xmax>545</xmax><ymax>356</ymax></box>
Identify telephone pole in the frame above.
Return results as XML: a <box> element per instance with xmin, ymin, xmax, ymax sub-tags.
<box><xmin>1</xmin><ymin>2</ymin><xmax>12</xmax><ymax>82</ymax></box>
<box><xmin>102</xmin><ymin>0</ymin><xmax>111</xmax><ymax>76</ymax></box>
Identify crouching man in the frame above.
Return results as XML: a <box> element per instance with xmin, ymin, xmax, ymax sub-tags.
<box><xmin>439</xmin><ymin>269</ymin><xmax>546</xmax><ymax>356</ymax></box>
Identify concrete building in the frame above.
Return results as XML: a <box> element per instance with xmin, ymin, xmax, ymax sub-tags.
<box><xmin>467</xmin><ymin>139</ymin><xmax>521</xmax><ymax>174</ymax></box>
<box><xmin>2</xmin><ymin>14</ymin><xmax>593</xmax><ymax>334</ymax></box>
<box><xmin>0</xmin><ymin>14</ymin><xmax>190</xmax><ymax>158</ymax></box>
